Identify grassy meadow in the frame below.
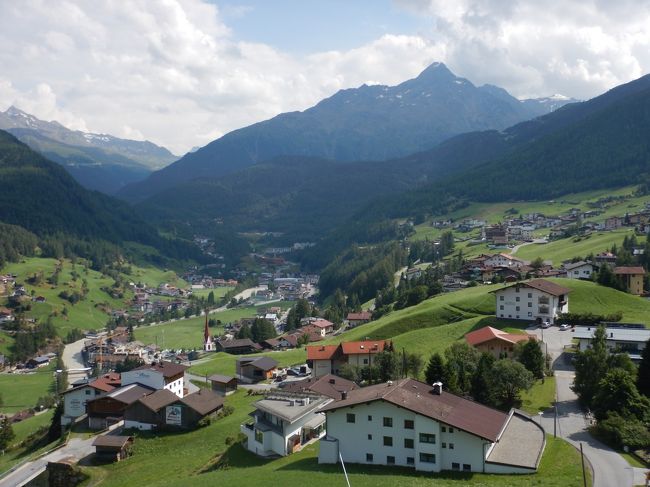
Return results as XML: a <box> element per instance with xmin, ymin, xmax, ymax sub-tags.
<box><xmin>0</xmin><ymin>363</ymin><xmax>56</xmax><ymax>414</ymax></box>
<box><xmin>78</xmin><ymin>389</ymin><xmax>588</xmax><ymax>487</ymax></box>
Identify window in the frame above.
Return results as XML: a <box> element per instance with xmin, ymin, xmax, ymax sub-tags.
<box><xmin>528</xmin><ymin>302</ymin><xmax>532</xmax><ymax>307</ymax></box>
<box><xmin>528</xmin><ymin>312</ymin><xmax>533</xmax><ymax>317</ymax></box>
<box><xmin>419</xmin><ymin>433</ymin><xmax>436</xmax><ymax>444</ymax></box>
<box><xmin>463</xmin><ymin>464</ymin><xmax>471</xmax><ymax>472</ymax></box>
<box><xmin>516</xmin><ymin>306</ymin><xmax>520</xmax><ymax>311</ymax></box>
<box><xmin>383</xmin><ymin>436</ymin><xmax>393</xmax><ymax>446</ymax></box>
<box><xmin>442</xmin><ymin>442</ymin><xmax>447</xmax><ymax>448</ymax></box>
<box><xmin>404</xmin><ymin>419</ymin><xmax>414</xmax><ymax>429</ymax></box>
<box><xmin>499</xmin><ymin>305</ymin><xmax>504</xmax><ymax>310</ymax></box>
<box><xmin>406</xmin><ymin>456</ymin><xmax>415</xmax><ymax>466</ymax></box>
<box><xmin>449</xmin><ymin>427</ymin><xmax>454</xmax><ymax>433</ymax></box>
<box><xmin>449</xmin><ymin>443</ymin><xmax>454</xmax><ymax>449</ymax></box>
<box><xmin>383</xmin><ymin>417</ymin><xmax>393</xmax><ymax>427</ymax></box>
<box><xmin>452</xmin><ymin>462</ymin><xmax>460</xmax><ymax>471</ymax></box>
<box><xmin>346</xmin><ymin>413</ymin><xmax>355</xmax><ymax>423</ymax></box>
<box><xmin>363</xmin><ymin>358</ymin><xmax>368</xmax><ymax>365</ymax></box>
<box><xmin>528</xmin><ymin>292</ymin><xmax>532</xmax><ymax>298</ymax></box>
<box><xmin>516</xmin><ymin>287</ymin><xmax>520</xmax><ymax>293</ymax></box>
<box><xmin>387</xmin><ymin>456</ymin><xmax>395</xmax><ymax>465</ymax></box>
<box><xmin>366</xmin><ymin>453</ymin><xmax>373</xmax><ymax>462</ymax></box>
<box><xmin>419</xmin><ymin>453</ymin><xmax>436</xmax><ymax>464</ymax></box>
<box><xmin>368</xmin><ymin>415</ymin><xmax>372</xmax><ymax>421</ymax></box>
<box><xmin>516</xmin><ymin>296</ymin><xmax>520</xmax><ymax>302</ymax></box>
<box><xmin>441</xmin><ymin>426</ymin><xmax>446</xmax><ymax>433</ymax></box>
<box><xmin>255</xmin><ymin>430</ymin><xmax>263</xmax><ymax>443</ymax></box>
<box><xmin>367</xmin><ymin>434</ymin><xmax>372</xmax><ymax>440</ymax></box>
<box><xmin>499</xmin><ymin>295</ymin><xmax>504</xmax><ymax>301</ymax></box>
<box><xmin>85</xmin><ymin>389</ymin><xmax>91</xmax><ymax>395</ymax></box>
<box><xmin>404</xmin><ymin>438</ymin><xmax>414</xmax><ymax>449</ymax></box>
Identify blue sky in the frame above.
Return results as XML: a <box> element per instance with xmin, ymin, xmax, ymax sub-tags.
<box><xmin>217</xmin><ymin>1</ymin><xmax>428</xmax><ymax>55</ymax></box>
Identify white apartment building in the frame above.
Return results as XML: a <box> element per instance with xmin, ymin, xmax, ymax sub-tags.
<box><xmin>483</xmin><ymin>253</ymin><xmax>526</xmax><ymax>269</ymax></box>
<box><xmin>121</xmin><ymin>362</ymin><xmax>187</xmax><ymax>398</ymax></box>
<box><xmin>319</xmin><ymin>379</ymin><xmax>544</xmax><ymax>474</ymax></box>
<box><xmin>241</xmin><ymin>393</ymin><xmax>330</xmax><ymax>457</ymax></box>
<box><xmin>492</xmin><ymin>279</ymin><xmax>571</xmax><ymax>324</ymax></box>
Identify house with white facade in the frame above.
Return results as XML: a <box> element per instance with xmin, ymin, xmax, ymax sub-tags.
<box><xmin>483</xmin><ymin>254</ymin><xmax>527</xmax><ymax>269</ymax></box>
<box><xmin>241</xmin><ymin>392</ymin><xmax>330</xmax><ymax>457</ymax></box>
<box><xmin>574</xmin><ymin>325</ymin><xmax>650</xmax><ymax>361</ymax></box>
<box><xmin>60</xmin><ymin>373</ymin><xmax>121</xmax><ymax>426</ymax></box>
<box><xmin>319</xmin><ymin>379</ymin><xmax>545</xmax><ymax>474</ymax></box>
<box><xmin>563</xmin><ymin>261</ymin><xmax>595</xmax><ymax>280</ymax></box>
<box><xmin>492</xmin><ymin>279</ymin><xmax>571</xmax><ymax>324</ymax></box>
<box><xmin>121</xmin><ymin>361</ymin><xmax>187</xmax><ymax>398</ymax></box>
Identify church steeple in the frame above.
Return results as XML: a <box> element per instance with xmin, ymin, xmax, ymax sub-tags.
<box><xmin>204</xmin><ymin>311</ymin><xmax>214</xmax><ymax>352</ymax></box>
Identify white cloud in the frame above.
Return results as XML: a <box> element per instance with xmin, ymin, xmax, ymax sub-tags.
<box><xmin>0</xmin><ymin>0</ymin><xmax>649</xmax><ymax>154</ymax></box>
<box><xmin>392</xmin><ymin>0</ymin><xmax>650</xmax><ymax>99</ymax></box>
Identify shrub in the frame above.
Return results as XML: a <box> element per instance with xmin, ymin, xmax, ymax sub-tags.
<box><xmin>592</xmin><ymin>412</ymin><xmax>650</xmax><ymax>450</ymax></box>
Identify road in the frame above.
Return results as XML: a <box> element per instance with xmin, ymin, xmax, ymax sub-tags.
<box><xmin>509</xmin><ymin>238</ymin><xmax>547</xmax><ymax>256</ymax></box>
<box><xmin>61</xmin><ymin>338</ymin><xmax>89</xmax><ymax>385</ymax></box>
<box><xmin>0</xmin><ymin>423</ymin><xmax>123</xmax><ymax>487</ymax></box>
<box><xmin>530</xmin><ymin>326</ymin><xmax>647</xmax><ymax>487</ymax></box>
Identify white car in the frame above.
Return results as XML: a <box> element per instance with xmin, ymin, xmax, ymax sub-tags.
<box><xmin>540</xmin><ymin>321</ymin><xmax>551</xmax><ymax>329</ymax></box>
<box><xmin>559</xmin><ymin>324</ymin><xmax>570</xmax><ymax>331</ymax></box>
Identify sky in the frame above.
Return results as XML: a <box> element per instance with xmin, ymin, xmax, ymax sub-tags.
<box><xmin>0</xmin><ymin>0</ymin><xmax>649</xmax><ymax>155</ymax></box>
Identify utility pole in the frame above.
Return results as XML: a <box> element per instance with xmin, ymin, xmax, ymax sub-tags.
<box><xmin>580</xmin><ymin>443</ymin><xmax>587</xmax><ymax>487</ymax></box>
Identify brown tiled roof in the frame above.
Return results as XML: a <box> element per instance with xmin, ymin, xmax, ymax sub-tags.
<box><xmin>306</xmin><ymin>345</ymin><xmax>338</xmax><ymax>360</ymax></box>
<box><xmin>208</xmin><ymin>374</ymin><xmax>236</xmax><ymax>384</ymax></box>
<box><xmin>341</xmin><ymin>340</ymin><xmax>387</xmax><ymax>355</ymax></box>
<box><xmin>237</xmin><ymin>356</ymin><xmax>278</xmax><ymax>371</ymax></box>
<box><xmin>465</xmin><ymin>326</ymin><xmax>534</xmax><ymax>347</ymax></box>
<box><xmin>347</xmin><ymin>312</ymin><xmax>372</xmax><ymax>321</ymax></box>
<box><xmin>138</xmin><ymin>389</ymin><xmax>178</xmax><ymax>412</ymax></box>
<box><xmin>104</xmin><ymin>384</ymin><xmax>155</xmax><ymax>405</ymax></box>
<box><xmin>181</xmin><ymin>389</ymin><xmax>224</xmax><ymax>416</ymax></box>
<box><xmin>132</xmin><ymin>361</ymin><xmax>188</xmax><ymax>379</ymax></box>
<box><xmin>320</xmin><ymin>378</ymin><xmax>508</xmax><ymax>441</ymax></box>
<box><xmin>614</xmin><ymin>266</ymin><xmax>645</xmax><ymax>275</ymax></box>
<box><xmin>281</xmin><ymin>374</ymin><xmax>358</xmax><ymax>400</ymax></box>
<box><xmin>491</xmin><ymin>279</ymin><xmax>571</xmax><ymax>297</ymax></box>
<box><xmin>93</xmin><ymin>435</ymin><xmax>133</xmax><ymax>448</ymax></box>
<box><xmin>218</xmin><ymin>338</ymin><xmax>261</xmax><ymax>350</ymax></box>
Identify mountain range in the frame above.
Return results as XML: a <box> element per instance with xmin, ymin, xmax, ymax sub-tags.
<box><xmin>0</xmin><ymin>130</ymin><xmax>196</xmax><ymax>266</ymax></box>
<box><xmin>119</xmin><ymin>63</ymin><xmax>577</xmax><ymax>202</ymax></box>
<box><xmin>0</xmin><ymin>106</ymin><xmax>177</xmax><ymax>194</ymax></box>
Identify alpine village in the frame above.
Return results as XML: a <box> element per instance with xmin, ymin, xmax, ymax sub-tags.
<box><xmin>1</xmin><ymin>3</ymin><xmax>650</xmax><ymax>487</ymax></box>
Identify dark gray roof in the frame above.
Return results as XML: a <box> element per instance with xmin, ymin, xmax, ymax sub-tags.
<box><xmin>208</xmin><ymin>374</ymin><xmax>236</xmax><ymax>384</ymax></box>
<box><xmin>238</xmin><ymin>356</ymin><xmax>278</xmax><ymax>371</ymax></box>
<box><xmin>93</xmin><ymin>435</ymin><xmax>133</xmax><ymax>448</ymax></box>
<box><xmin>181</xmin><ymin>389</ymin><xmax>224</xmax><ymax>415</ymax></box>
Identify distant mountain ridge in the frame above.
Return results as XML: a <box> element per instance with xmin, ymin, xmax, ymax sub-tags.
<box><xmin>0</xmin><ymin>106</ymin><xmax>178</xmax><ymax>194</ymax></box>
<box><xmin>119</xmin><ymin>62</ymin><xmax>574</xmax><ymax>202</ymax></box>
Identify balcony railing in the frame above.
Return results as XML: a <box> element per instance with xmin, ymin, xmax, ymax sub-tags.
<box><xmin>538</xmin><ymin>296</ymin><xmax>550</xmax><ymax>305</ymax></box>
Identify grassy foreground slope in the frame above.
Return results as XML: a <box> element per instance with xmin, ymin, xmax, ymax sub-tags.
<box><xmin>81</xmin><ymin>390</ymin><xmax>587</xmax><ymax>487</ymax></box>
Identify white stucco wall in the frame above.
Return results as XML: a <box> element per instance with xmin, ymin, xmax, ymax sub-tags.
<box><xmin>312</xmin><ymin>359</ymin><xmax>332</xmax><ymax>377</ymax></box>
<box><xmin>121</xmin><ymin>370</ymin><xmax>165</xmax><ymax>390</ymax></box>
<box><xmin>322</xmin><ymin>400</ymin><xmax>491</xmax><ymax>473</ymax></box>
<box><xmin>124</xmin><ymin>420</ymin><xmax>155</xmax><ymax>430</ymax></box>
<box><xmin>62</xmin><ymin>386</ymin><xmax>101</xmax><ymax>425</ymax></box>
<box><xmin>495</xmin><ymin>286</ymin><xmax>568</xmax><ymax>323</ymax></box>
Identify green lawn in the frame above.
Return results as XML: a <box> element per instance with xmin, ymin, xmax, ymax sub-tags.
<box><xmin>135</xmin><ymin>306</ymin><xmax>271</xmax><ymax>350</ymax></box>
<box><xmin>79</xmin><ymin>388</ymin><xmax>588</xmax><ymax>487</ymax></box>
<box><xmin>191</xmin><ymin>287</ymin><xmax>234</xmax><ymax>299</ymax></box>
<box><xmin>0</xmin><ymin>363</ymin><xmax>56</xmax><ymax>414</ymax></box>
<box><xmin>513</xmin><ymin>229</ymin><xmax>634</xmax><ymax>264</ymax></box>
<box><xmin>0</xmin><ymin>330</ymin><xmax>15</xmax><ymax>356</ymax></box>
<box><xmin>521</xmin><ymin>377</ymin><xmax>557</xmax><ymax>415</ymax></box>
<box><xmin>0</xmin><ymin>409</ymin><xmax>56</xmax><ymax>474</ymax></box>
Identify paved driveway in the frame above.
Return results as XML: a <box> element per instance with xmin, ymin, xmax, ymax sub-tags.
<box><xmin>529</xmin><ymin>325</ymin><xmax>647</xmax><ymax>486</ymax></box>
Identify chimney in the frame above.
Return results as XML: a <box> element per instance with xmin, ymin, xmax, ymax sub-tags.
<box><xmin>329</xmin><ymin>378</ymin><xmax>335</xmax><ymax>384</ymax></box>
<box><xmin>341</xmin><ymin>391</ymin><xmax>348</xmax><ymax>400</ymax></box>
<box><xmin>432</xmin><ymin>382</ymin><xmax>443</xmax><ymax>395</ymax></box>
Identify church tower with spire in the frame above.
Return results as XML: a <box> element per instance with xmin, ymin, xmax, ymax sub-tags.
<box><xmin>203</xmin><ymin>312</ymin><xmax>215</xmax><ymax>352</ymax></box>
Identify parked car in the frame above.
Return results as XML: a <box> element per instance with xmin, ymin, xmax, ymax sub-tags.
<box><xmin>559</xmin><ymin>324</ymin><xmax>570</xmax><ymax>331</ymax></box>
<box><xmin>541</xmin><ymin>321</ymin><xmax>551</xmax><ymax>329</ymax></box>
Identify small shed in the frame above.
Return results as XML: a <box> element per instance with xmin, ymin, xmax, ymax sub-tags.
<box><xmin>208</xmin><ymin>374</ymin><xmax>237</xmax><ymax>396</ymax></box>
<box><xmin>93</xmin><ymin>435</ymin><xmax>134</xmax><ymax>462</ymax></box>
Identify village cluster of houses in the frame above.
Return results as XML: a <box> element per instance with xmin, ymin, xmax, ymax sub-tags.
<box><xmin>433</xmin><ymin>200</ymin><xmax>650</xmax><ymax>246</ymax></box>
<box><xmin>83</xmin><ymin>327</ymin><xmax>163</xmax><ymax>369</ymax></box>
<box><xmin>404</xmin><ymin>251</ymin><xmax>646</xmax><ymax>296</ymax></box>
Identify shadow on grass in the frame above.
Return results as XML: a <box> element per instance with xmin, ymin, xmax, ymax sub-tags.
<box><xmin>198</xmin><ymin>442</ymin><xmax>271</xmax><ymax>474</ymax></box>
<box><xmin>277</xmin><ymin>456</ymin><xmax>475</xmax><ymax>481</ymax></box>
